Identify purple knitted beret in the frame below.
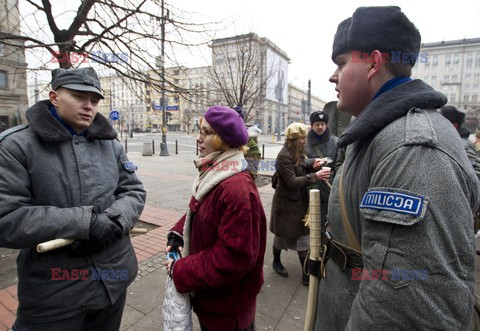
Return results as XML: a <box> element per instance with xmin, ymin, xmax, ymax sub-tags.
<box><xmin>204</xmin><ymin>106</ymin><xmax>248</xmax><ymax>147</ymax></box>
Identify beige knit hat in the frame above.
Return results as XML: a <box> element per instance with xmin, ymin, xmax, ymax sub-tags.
<box><xmin>285</xmin><ymin>123</ymin><xmax>308</xmax><ymax>140</ymax></box>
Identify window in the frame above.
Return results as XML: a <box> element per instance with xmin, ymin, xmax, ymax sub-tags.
<box><xmin>467</xmin><ymin>53</ymin><xmax>473</xmax><ymax>63</ymax></box>
<box><xmin>431</xmin><ymin>76</ymin><xmax>436</xmax><ymax>81</ymax></box>
<box><xmin>464</xmin><ymin>95</ymin><xmax>469</xmax><ymax>101</ymax></box>
<box><xmin>444</xmin><ymin>75</ymin><xmax>449</xmax><ymax>81</ymax></box>
<box><xmin>466</xmin><ymin>74</ymin><xmax>471</xmax><ymax>80</ymax></box>
<box><xmin>452</xmin><ymin>75</ymin><xmax>457</xmax><ymax>81</ymax></box>
<box><xmin>453</xmin><ymin>54</ymin><xmax>460</xmax><ymax>63</ymax></box>
<box><xmin>451</xmin><ymin>94</ymin><xmax>456</xmax><ymax>102</ymax></box>
<box><xmin>475</xmin><ymin>74</ymin><xmax>480</xmax><ymax>80</ymax></box>
<box><xmin>465</xmin><ymin>84</ymin><xmax>471</xmax><ymax>90</ymax></box>
<box><xmin>424</xmin><ymin>76</ymin><xmax>429</xmax><ymax>82</ymax></box>
<box><xmin>473</xmin><ymin>95</ymin><xmax>478</xmax><ymax>101</ymax></box>
<box><xmin>445</xmin><ymin>55</ymin><xmax>451</xmax><ymax>65</ymax></box>
<box><xmin>0</xmin><ymin>43</ymin><xmax>4</xmax><ymax>57</ymax></box>
<box><xmin>0</xmin><ymin>71</ymin><xmax>6</xmax><ymax>88</ymax></box>
<box><xmin>474</xmin><ymin>84</ymin><xmax>479</xmax><ymax>89</ymax></box>
<box><xmin>432</xmin><ymin>55</ymin><xmax>438</xmax><ymax>65</ymax></box>
<box><xmin>467</xmin><ymin>63</ymin><xmax>472</xmax><ymax>70</ymax></box>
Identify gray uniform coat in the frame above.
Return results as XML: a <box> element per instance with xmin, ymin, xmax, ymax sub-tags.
<box><xmin>306</xmin><ymin>128</ymin><xmax>338</xmax><ymax>222</ymax></box>
<box><xmin>0</xmin><ymin>100</ymin><xmax>146</xmax><ymax>323</ymax></box>
<box><xmin>270</xmin><ymin>146</ymin><xmax>317</xmax><ymax>239</ymax></box>
<box><xmin>315</xmin><ymin>80</ymin><xmax>480</xmax><ymax>330</ymax></box>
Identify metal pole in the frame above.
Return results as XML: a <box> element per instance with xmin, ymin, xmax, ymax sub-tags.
<box><xmin>307</xmin><ymin>79</ymin><xmax>312</xmax><ymax>117</ymax></box>
<box><xmin>175</xmin><ymin>139</ymin><xmax>178</xmax><ymax>154</ymax></box>
<box><xmin>159</xmin><ymin>0</ymin><xmax>169</xmax><ymax>156</ymax></box>
<box><xmin>276</xmin><ymin>102</ymin><xmax>281</xmax><ymax>141</ymax></box>
<box><xmin>196</xmin><ymin>141</ymin><xmax>198</xmax><ymax>156</ymax></box>
<box><xmin>262</xmin><ymin>144</ymin><xmax>265</xmax><ymax>160</ymax></box>
<box><xmin>125</xmin><ymin>137</ymin><xmax>128</xmax><ymax>154</ymax></box>
<box><xmin>152</xmin><ymin>140</ymin><xmax>155</xmax><ymax>154</ymax></box>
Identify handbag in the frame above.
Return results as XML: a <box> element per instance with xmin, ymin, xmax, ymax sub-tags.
<box><xmin>162</xmin><ymin>276</ymin><xmax>193</xmax><ymax>331</ymax></box>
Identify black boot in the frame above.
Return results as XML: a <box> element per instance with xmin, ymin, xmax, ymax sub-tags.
<box><xmin>299</xmin><ymin>254</ymin><xmax>309</xmax><ymax>286</ymax></box>
<box><xmin>273</xmin><ymin>247</ymin><xmax>289</xmax><ymax>277</ymax></box>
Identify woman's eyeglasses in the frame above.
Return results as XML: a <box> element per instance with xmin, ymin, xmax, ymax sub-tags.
<box><xmin>198</xmin><ymin>129</ymin><xmax>215</xmax><ymax>139</ymax></box>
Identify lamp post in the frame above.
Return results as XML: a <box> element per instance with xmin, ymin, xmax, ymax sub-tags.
<box><xmin>159</xmin><ymin>0</ymin><xmax>169</xmax><ymax>156</ymax></box>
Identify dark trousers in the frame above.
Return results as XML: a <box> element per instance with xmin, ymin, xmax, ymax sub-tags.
<box><xmin>13</xmin><ymin>290</ymin><xmax>127</xmax><ymax>331</ymax></box>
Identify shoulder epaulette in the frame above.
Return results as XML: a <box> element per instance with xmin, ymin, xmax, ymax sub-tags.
<box><xmin>0</xmin><ymin>124</ymin><xmax>29</xmax><ymax>142</ymax></box>
<box><xmin>405</xmin><ymin>108</ymin><xmax>437</xmax><ymax>147</ymax></box>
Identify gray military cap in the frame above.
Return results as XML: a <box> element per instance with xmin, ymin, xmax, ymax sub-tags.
<box><xmin>51</xmin><ymin>67</ymin><xmax>104</xmax><ymax>99</ymax></box>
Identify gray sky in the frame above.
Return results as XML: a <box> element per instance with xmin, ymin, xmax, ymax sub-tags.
<box><xmin>23</xmin><ymin>0</ymin><xmax>480</xmax><ymax>102</ymax></box>
<box><xmin>177</xmin><ymin>0</ymin><xmax>480</xmax><ymax>102</ymax></box>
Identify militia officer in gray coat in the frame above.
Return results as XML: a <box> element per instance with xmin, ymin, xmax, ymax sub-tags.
<box><xmin>314</xmin><ymin>6</ymin><xmax>480</xmax><ymax>330</ymax></box>
<box><xmin>0</xmin><ymin>67</ymin><xmax>146</xmax><ymax>330</ymax></box>
<box><xmin>439</xmin><ymin>105</ymin><xmax>480</xmax><ymax>181</ymax></box>
<box><xmin>305</xmin><ymin>111</ymin><xmax>339</xmax><ymax>224</ymax></box>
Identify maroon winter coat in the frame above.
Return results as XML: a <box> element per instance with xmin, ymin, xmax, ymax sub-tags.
<box><xmin>170</xmin><ymin>171</ymin><xmax>267</xmax><ymax>330</ymax></box>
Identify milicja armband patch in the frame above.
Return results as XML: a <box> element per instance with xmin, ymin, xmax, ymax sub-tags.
<box><xmin>122</xmin><ymin>161</ymin><xmax>137</xmax><ymax>172</ymax></box>
<box><xmin>359</xmin><ymin>189</ymin><xmax>428</xmax><ymax>225</ymax></box>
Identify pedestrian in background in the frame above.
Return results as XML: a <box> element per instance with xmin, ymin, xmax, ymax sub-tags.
<box><xmin>440</xmin><ymin>105</ymin><xmax>480</xmax><ymax>180</ymax></box>
<box><xmin>315</xmin><ymin>6</ymin><xmax>480</xmax><ymax>330</ymax></box>
<box><xmin>270</xmin><ymin>122</ymin><xmax>330</xmax><ymax>286</ymax></box>
<box><xmin>165</xmin><ymin>105</ymin><xmax>267</xmax><ymax>331</ymax></box>
<box><xmin>0</xmin><ymin>67</ymin><xmax>146</xmax><ymax>330</ymax></box>
<box><xmin>233</xmin><ymin>106</ymin><xmax>262</xmax><ymax>179</ymax></box>
<box><xmin>305</xmin><ymin>111</ymin><xmax>339</xmax><ymax>224</ymax></box>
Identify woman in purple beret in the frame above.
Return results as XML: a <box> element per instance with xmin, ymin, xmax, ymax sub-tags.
<box><xmin>165</xmin><ymin>105</ymin><xmax>267</xmax><ymax>331</ymax></box>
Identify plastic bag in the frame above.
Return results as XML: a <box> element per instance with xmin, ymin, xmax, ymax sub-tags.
<box><xmin>162</xmin><ymin>276</ymin><xmax>193</xmax><ymax>331</ymax></box>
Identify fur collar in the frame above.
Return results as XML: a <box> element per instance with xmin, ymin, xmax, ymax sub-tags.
<box><xmin>308</xmin><ymin>127</ymin><xmax>331</xmax><ymax>146</ymax></box>
<box><xmin>337</xmin><ymin>79</ymin><xmax>447</xmax><ymax>148</ymax></box>
<box><xmin>26</xmin><ymin>100</ymin><xmax>117</xmax><ymax>142</ymax></box>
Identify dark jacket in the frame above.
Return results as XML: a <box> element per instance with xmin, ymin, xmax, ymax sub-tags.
<box><xmin>171</xmin><ymin>171</ymin><xmax>266</xmax><ymax>331</ymax></box>
<box><xmin>315</xmin><ymin>80</ymin><xmax>480</xmax><ymax>330</ymax></box>
<box><xmin>0</xmin><ymin>100</ymin><xmax>146</xmax><ymax>323</ymax></box>
<box><xmin>306</xmin><ymin>127</ymin><xmax>338</xmax><ymax>203</ymax></box>
<box><xmin>270</xmin><ymin>146</ymin><xmax>318</xmax><ymax>239</ymax></box>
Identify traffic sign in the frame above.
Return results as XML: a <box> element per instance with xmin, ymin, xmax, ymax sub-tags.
<box><xmin>109</xmin><ymin>110</ymin><xmax>120</xmax><ymax>120</ymax></box>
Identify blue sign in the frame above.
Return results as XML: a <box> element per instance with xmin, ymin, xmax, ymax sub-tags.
<box><xmin>109</xmin><ymin>110</ymin><xmax>120</xmax><ymax>121</ymax></box>
<box><xmin>151</xmin><ymin>102</ymin><xmax>179</xmax><ymax>111</ymax></box>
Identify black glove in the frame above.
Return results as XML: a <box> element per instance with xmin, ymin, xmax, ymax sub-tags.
<box><xmin>167</xmin><ymin>232</ymin><xmax>184</xmax><ymax>249</ymax></box>
<box><xmin>88</xmin><ymin>212</ymin><xmax>123</xmax><ymax>244</ymax></box>
<box><xmin>71</xmin><ymin>212</ymin><xmax>123</xmax><ymax>256</ymax></box>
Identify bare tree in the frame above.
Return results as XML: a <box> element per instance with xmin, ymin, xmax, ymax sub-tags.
<box><xmin>209</xmin><ymin>33</ymin><xmax>274</xmax><ymax>123</ymax></box>
<box><xmin>0</xmin><ymin>0</ymin><xmax>219</xmax><ymax>98</ymax></box>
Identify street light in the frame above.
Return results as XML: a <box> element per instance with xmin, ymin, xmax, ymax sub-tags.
<box><xmin>158</xmin><ymin>0</ymin><xmax>169</xmax><ymax>156</ymax></box>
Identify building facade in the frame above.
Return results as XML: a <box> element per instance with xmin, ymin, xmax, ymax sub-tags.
<box><xmin>210</xmin><ymin>33</ymin><xmax>291</xmax><ymax>135</ymax></box>
<box><xmin>412</xmin><ymin>37</ymin><xmax>480</xmax><ymax>130</ymax></box>
<box><xmin>0</xmin><ymin>0</ymin><xmax>28</xmax><ymax>132</ymax></box>
<box><xmin>288</xmin><ymin>83</ymin><xmax>326</xmax><ymax>124</ymax></box>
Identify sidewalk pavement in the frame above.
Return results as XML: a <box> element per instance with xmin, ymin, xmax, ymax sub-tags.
<box><xmin>0</xmin><ymin>150</ymin><xmax>309</xmax><ymax>331</ymax></box>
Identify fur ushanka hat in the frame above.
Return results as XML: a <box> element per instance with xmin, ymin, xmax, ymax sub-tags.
<box><xmin>332</xmin><ymin>6</ymin><xmax>421</xmax><ymax>67</ymax></box>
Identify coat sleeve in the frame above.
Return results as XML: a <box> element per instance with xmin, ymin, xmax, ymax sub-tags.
<box><xmin>464</xmin><ymin>139</ymin><xmax>480</xmax><ymax>182</ymax></box>
<box><xmin>277</xmin><ymin>152</ymin><xmax>317</xmax><ymax>189</ymax></box>
<box><xmin>103</xmin><ymin>141</ymin><xmax>146</xmax><ymax>233</ymax></box>
<box><xmin>347</xmin><ymin>144</ymin><xmax>480</xmax><ymax>330</ymax></box>
<box><xmin>0</xmin><ymin>142</ymin><xmax>92</xmax><ymax>248</ymax></box>
<box><xmin>172</xmin><ymin>180</ymin><xmax>265</xmax><ymax>292</ymax></box>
